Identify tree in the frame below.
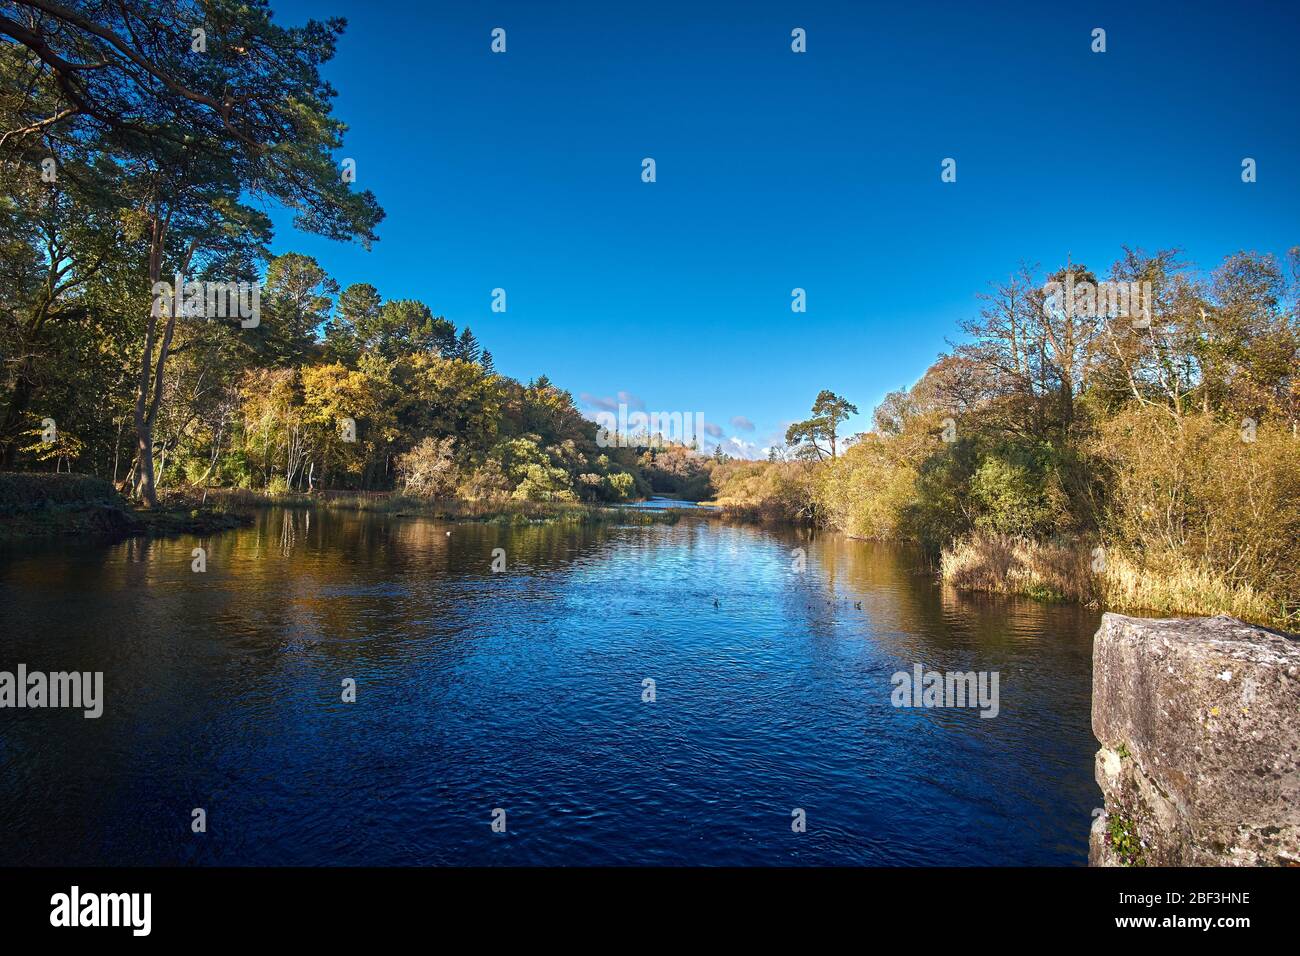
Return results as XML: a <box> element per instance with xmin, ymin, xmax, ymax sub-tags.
<box><xmin>257</xmin><ymin>253</ymin><xmax>338</xmax><ymax>365</ymax></box>
<box><xmin>453</xmin><ymin>326</ymin><xmax>480</xmax><ymax>363</ymax></box>
<box><xmin>812</xmin><ymin>389</ymin><xmax>858</xmax><ymax>457</ymax></box>
<box><xmin>1092</xmin><ymin>248</ymin><xmax>1207</xmax><ymax>427</ymax></box>
<box><xmin>1199</xmin><ymin>251</ymin><xmax>1297</xmax><ymax>421</ymax></box>
<box><xmin>1</xmin><ymin>0</ymin><xmax>383</xmax><ymax>505</ymax></box>
<box><xmin>785</xmin><ymin>389</ymin><xmax>858</xmax><ymax>459</ymax></box>
<box><xmin>360</xmin><ymin>300</ymin><xmax>455</xmax><ymax>358</ymax></box>
<box><xmin>396</xmin><ymin>352</ymin><xmax>502</xmax><ymax>461</ymax></box>
<box><xmin>322</xmin><ymin>282</ymin><xmax>382</xmax><ymax>366</ymax></box>
<box><xmin>0</xmin><ymin>127</ymin><xmax>119</xmax><ymax>466</ymax></box>
<box><xmin>300</xmin><ymin>360</ymin><xmax>389</xmax><ymax>489</ymax></box>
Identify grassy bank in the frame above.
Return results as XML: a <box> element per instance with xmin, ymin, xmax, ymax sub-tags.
<box><xmin>0</xmin><ymin>472</ymin><xmax>716</xmax><ymax>541</ymax></box>
<box><xmin>941</xmin><ymin>531</ymin><xmax>1295</xmax><ymax>629</ymax></box>
<box><xmin>0</xmin><ymin>473</ymin><xmax>252</xmax><ymax>541</ymax></box>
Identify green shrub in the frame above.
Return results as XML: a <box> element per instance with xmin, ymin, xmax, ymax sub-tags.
<box><xmin>0</xmin><ymin>472</ymin><xmax>123</xmax><ymax>514</ymax></box>
<box><xmin>970</xmin><ymin>447</ymin><xmax>1056</xmax><ymax>537</ymax></box>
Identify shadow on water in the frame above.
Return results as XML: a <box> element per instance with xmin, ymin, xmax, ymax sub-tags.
<box><xmin>0</xmin><ymin>509</ymin><xmax>1100</xmax><ymax>865</ymax></box>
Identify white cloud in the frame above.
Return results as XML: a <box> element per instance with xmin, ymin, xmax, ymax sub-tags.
<box><xmin>724</xmin><ymin>436</ymin><xmax>763</xmax><ymax>460</ymax></box>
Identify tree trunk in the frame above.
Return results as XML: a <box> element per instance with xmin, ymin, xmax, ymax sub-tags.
<box><xmin>133</xmin><ymin>217</ymin><xmax>195</xmax><ymax>508</ymax></box>
<box><xmin>133</xmin><ymin>216</ymin><xmax>166</xmax><ymax>507</ymax></box>
<box><xmin>197</xmin><ymin>417</ymin><xmax>226</xmax><ymax>487</ymax></box>
<box><xmin>111</xmin><ymin>418</ymin><xmax>124</xmax><ymax>485</ymax></box>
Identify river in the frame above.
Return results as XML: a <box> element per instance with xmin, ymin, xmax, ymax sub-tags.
<box><xmin>0</xmin><ymin>507</ymin><xmax>1101</xmax><ymax>865</ymax></box>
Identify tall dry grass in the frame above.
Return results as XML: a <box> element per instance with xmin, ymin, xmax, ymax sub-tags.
<box><xmin>941</xmin><ymin>530</ymin><xmax>1293</xmax><ymax>628</ymax></box>
<box><xmin>940</xmin><ymin>533</ymin><xmax>1095</xmax><ymax>604</ymax></box>
<box><xmin>1093</xmin><ymin>549</ymin><xmax>1285</xmax><ymax>625</ymax></box>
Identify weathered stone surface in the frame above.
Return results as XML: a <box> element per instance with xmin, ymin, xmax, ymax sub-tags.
<box><xmin>1089</xmin><ymin>612</ymin><xmax>1300</xmax><ymax>866</ymax></box>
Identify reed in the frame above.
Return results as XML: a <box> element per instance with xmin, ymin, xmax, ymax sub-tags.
<box><xmin>941</xmin><ymin>530</ymin><xmax>1293</xmax><ymax>628</ymax></box>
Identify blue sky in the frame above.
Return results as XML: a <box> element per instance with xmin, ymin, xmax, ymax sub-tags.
<box><xmin>268</xmin><ymin>0</ymin><xmax>1300</xmax><ymax>457</ymax></box>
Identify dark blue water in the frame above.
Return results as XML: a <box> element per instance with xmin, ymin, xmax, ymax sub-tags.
<box><xmin>0</xmin><ymin>509</ymin><xmax>1100</xmax><ymax>865</ymax></box>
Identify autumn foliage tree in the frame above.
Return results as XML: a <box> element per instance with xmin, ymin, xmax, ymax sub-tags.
<box><xmin>1</xmin><ymin>0</ymin><xmax>382</xmax><ymax>504</ymax></box>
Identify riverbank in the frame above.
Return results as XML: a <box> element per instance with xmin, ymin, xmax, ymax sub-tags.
<box><xmin>0</xmin><ymin>474</ymin><xmax>708</xmax><ymax>541</ymax></box>
<box><xmin>205</xmin><ymin>489</ymin><xmax>703</xmax><ymax>526</ymax></box>
<box><xmin>0</xmin><ymin>473</ymin><xmax>253</xmax><ymax>541</ymax></box>
<box><xmin>940</xmin><ymin>531</ymin><xmax>1296</xmax><ymax>630</ymax></box>
<box><xmin>11</xmin><ymin>472</ymin><xmax>1287</xmax><ymax>629</ymax></box>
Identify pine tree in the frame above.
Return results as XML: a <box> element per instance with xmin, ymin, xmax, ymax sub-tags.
<box><xmin>480</xmin><ymin>350</ymin><xmax>495</xmax><ymax>375</ymax></box>
<box><xmin>1</xmin><ymin>0</ymin><xmax>382</xmax><ymax>504</ymax></box>
<box><xmin>455</xmin><ymin>327</ymin><xmax>480</xmax><ymax>363</ymax></box>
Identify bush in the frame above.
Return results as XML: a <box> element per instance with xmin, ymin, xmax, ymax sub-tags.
<box><xmin>939</xmin><ymin>407</ymin><xmax>1300</xmax><ymax>627</ymax></box>
<box><xmin>603</xmin><ymin>471</ymin><xmax>635</xmax><ymax>501</ymax></box>
<box><xmin>813</xmin><ymin>439</ymin><xmax>919</xmax><ymax>539</ymax></box>
<box><xmin>512</xmin><ymin>463</ymin><xmax>576</xmax><ymax>502</ymax></box>
<box><xmin>0</xmin><ymin>472</ymin><xmax>122</xmax><ymax>514</ymax></box>
<box><xmin>712</xmin><ymin>460</ymin><xmax>816</xmax><ymax>522</ymax></box>
<box><xmin>969</xmin><ymin>445</ymin><xmax>1062</xmax><ymax>538</ymax></box>
<box><xmin>1090</xmin><ymin>407</ymin><xmax>1300</xmax><ymax>624</ymax></box>
<box><xmin>395</xmin><ymin>436</ymin><xmax>458</xmax><ymax>497</ymax></box>
<box><xmin>458</xmin><ymin>458</ymin><xmax>511</xmax><ymax>501</ymax></box>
